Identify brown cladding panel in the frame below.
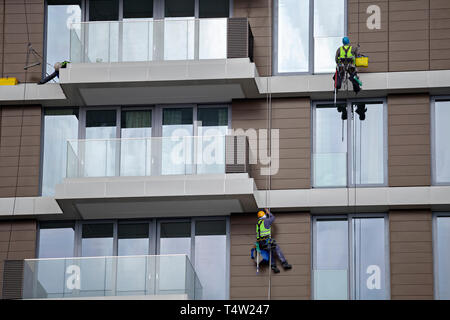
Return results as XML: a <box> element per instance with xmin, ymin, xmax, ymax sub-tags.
<box><xmin>388</xmin><ymin>94</ymin><xmax>431</xmax><ymax>187</ymax></box>
<box><xmin>389</xmin><ymin>210</ymin><xmax>434</xmax><ymax>300</ymax></box>
<box><xmin>234</xmin><ymin>0</ymin><xmax>272</xmax><ymax>76</ymax></box>
<box><xmin>232</xmin><ymin>98</ymin><xmax>310</xmax><ymax>190</ymax></box>
<box><xmin>230</xmin><ymin>212</ymin><xmax>311</xmax><ymax>300</ymax></box>
<box><xmin>0</xmin><ymin>220</ymin><xmax>36</xmax><ymax>299</ymax></box>
<box><xmin>0</xmin><ymin>106</ymin><xmax>42</xmax><ymax>198</ymax></box>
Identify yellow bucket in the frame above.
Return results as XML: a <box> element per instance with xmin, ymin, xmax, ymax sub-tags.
<box><xmin>0</xmin><ymin>77</ymin><xmax>18</xmax><ymax>85</ymax></box>
<box><xmin>355</xmin><ymin>57</ymin><xmax>369</xmax><ymax>68</ymax></box>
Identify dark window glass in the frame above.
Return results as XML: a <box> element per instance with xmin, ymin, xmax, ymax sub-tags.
<box><xmin>165</xmin><ymin>0</ymin><xmax>195</xmax><ymax>17</ymax></box>
<box><xmin>195</xmin><ymin>220</ymin><xmax>226</xmax><ymax>236</ymax></box>
<box><xmin>162</xmin><ymin>108</ymin><xmax>193</xmax><ymax>125</ymax></box>
<box><xmin>118</xmin><ymin>223</ymin><xmax>149</xmax><ymax>239</ymax></box>
<box><xmin>82</xmin><ymin>223</ymin><xmax>114</xmax><ymax>238</ymax></box>
<box><xmin>121</xmin><ymin>110</ymin><xmax>152</xmax><ymax>128</ymax></box>
<box><xmin>86</xmin><ymin>110</ymin><xmax>117</xmax><ymax>127</ymax></box>
<box><xmin>48</xmin><ymin>0</ymin><xmax>80</xmax><ymax>5</ymax></box>
<box><xmin>199</xmin><ymin>0</ymin><xmax>229</xmax><ymax>18</ymax></box>
<box><xmin>160</xmin><ymin>222</ymin><xmax>191</xmax><ymax>238</ymax></box>
<box><xmin>124</xmin><ymin>0</ymin><xmax>153</xmax><ymax>19</ymax></box>
<box><xmin>89</xmin><ymin>0</ymin><xmax>119</xmax><ymax>21</ymax></box>
<box><xmin>197</xmin><ymin>108</ymin><xmax>228</xmax><ymax>127</ymax></box>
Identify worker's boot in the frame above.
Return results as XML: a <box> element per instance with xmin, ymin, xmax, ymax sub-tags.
<box><xmin>282</xmin><ymin>261</ymin><xmax>292</xmax><ymax>270</ymax></box>
<box><xmin>271</xmin><ymin>265</ymin><xmax>280</xmax><ymax>273</ymax></box>
<box><xmin>355</xmin><ymin>104</ymin><xmax>367</xmax><ymax>121</ymax></box>
<box><xmin>337</xmin><ymin>105</ymin><xmax>347</xmax><ymax>120</ymax></box>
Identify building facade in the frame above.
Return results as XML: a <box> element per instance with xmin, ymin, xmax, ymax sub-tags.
<box><xmin>0</xmin><ymin>0</ymin><xmax>449</xmax><ymax>300</ymax></box>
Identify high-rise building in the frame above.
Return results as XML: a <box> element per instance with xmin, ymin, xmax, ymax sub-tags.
<box><xmin>0</xmin><ymin>0</ymin><xmax>449</xmax><ymax>300</ymax></box>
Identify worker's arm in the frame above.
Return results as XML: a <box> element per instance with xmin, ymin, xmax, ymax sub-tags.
<box><xmin>264</xmin><ymin>212</ymin><xmax>275</xmax><ymax>228</ymax></box>
<box><xmin>352</xmin><ymin>45</ymin><xmax>360</xmax><ymax>57</ymax></box>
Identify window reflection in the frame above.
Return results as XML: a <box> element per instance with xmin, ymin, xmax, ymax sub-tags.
<box><xmin>38</xmin><ymin>222</ymin><xmax>75</xmax><ymax>258</ymax></box>
<box><xmin>436</xmin><ymin>216</ymin><xmax>450</xmax><ymax>299</ymax></box>
<box><xmin>81</xmin><ymin>223</ymin><xmax>114</xmax><ymax>257</ymax></box>
<box><xmin>434</xmin><ymin>101</ymin><xmax>450</xmax><ymax>183</ymax></box>
<box><xmin>42</xmin><ymin>109</ymin><xmax>79</xmax><ymax>196</ymax></box>
<box><xmin>46</xmin><ymin>1</ymin><xmax>81</xmax><ymax>78</ymax></box>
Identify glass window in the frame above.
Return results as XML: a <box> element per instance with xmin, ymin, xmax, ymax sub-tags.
<box><xmin>120</xmin><ymin>110</ymin><xmax>152</xmax><ymax>176</ymax></box>
<box><xmin>124</xmin><ymin>0</ymin><xmax>153</xmax><ymax>19</ymax></box>
<box><xmin>197</xmin><ymin>107</ymin><xmax>228</xmax><ymax>174</ymax></box>
<box><xmin>38</xmin><ymin>222</ymin><xmax>75</xmax><ymax>258</ymax></box>
<box><xmin>81</xmin><ymin>223</ymin><xmax>114</xmax><ymax>257</ymax></box>
<box><xmin>277</xmin><ymin>0</ymin><xmax>310</xmax><ymax>73</ymax></box>
<box><xmin>314</xmin><ymin>0</ymin><xmax>345</xmax><ymax>73</ymax></box>
<box><xmin>118</xmin><ymin>223</ymin><xmax>150</xmax><ymax>256</ymax></box>
<box><xmin>276</xmin><ymin>0</ymin><xmax>345</xmax><ymax>74</ymax></box>
<box><xmin>159</xmin><ymin>222</ymin><xmax>191</xmax><ymax>257</ymax></box>
<box><xmin>162</xmin><ymin>108</ymin><xmax>194</xmax><ymax>174</ymax></box>
<box><xmin>313</xmin><ymin>216</ymin><xmax>389</xmax><ymax>300</ymax></box>
<box><xmin>42</xmin><ymin>109</ymin><xmax>79</xmax><ymax>196</ymax></box>
<box><xmin>313</xmin><ymin>102</ymin><xmax>385</xmax><ymax>187</ymax></box>
<box><xmin>434</xmin><ymin>100</ymin><xmax>450</xmax><ymax>184</ymax></box>
<box><xmin>313</xmin><ymin>219</ymin><xmax>349</xmax><ymax>299</ymax></box>
<box><xmin>89</xmin><ymin>0</ymin><xmax>119</xmax><ymax>21</ymax></box>
<box><xmin>199</xmin><ymin>0</ymin><xmax>229</xmax><ymax>18</ymax></box>
<box><xmin>194</xmin><ymin>220</ymin><xmax>227</xmax><ymax>299</ymax></box>
<box><xmin>436</xmin><ymin>216</ymin><xmax>450</xmax><ymax>299</ymax></box>
<box><xmin>46</xmin><ymin>1</ymin><xmax>81</xmax><ymax>79</ymax></box>
<box><xmin>165</xmin><ymin>0</ymin><xmax>195</xmax><ymax>17</ymax></box>
<box><xmin>313</xmin><ymin>104</ymin><xmax>347</xmax><ymax>187</ymax></box>
<box><xmin>85</xmin><ymin>110</ymin><xmax>118</xmax><ymax>177</ymax></box>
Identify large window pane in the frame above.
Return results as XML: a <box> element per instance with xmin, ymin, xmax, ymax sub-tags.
<box><xmin>46</xmin><ymin>1</ymin><xmax>81</xmax><ymax>78</ymax></box>
<box><xmin>197</xmin><ymin>107</ymin><xmax>228</xmax><ymax>174</ymax></box>
<box><xmin>314</xmin><ymin>104</ymin><xmax>347</xmax><ymax>187</ymax></box>
<box><xmin>120</xmin><ymin>110</ymin><xmax>152</xmax><ymax>176</ymax></box>
<box><xmin>314</xmin><ymin>0</ymin><xmax>345</xmax><ymax>73</ymax></box>
<box><xmin>81</xmin><ymin>223</ymin><xmax>114</xmax><ymax>257</ymax></box>
<box><xmin>85</xmin><ymin>110</ymin><xmax>117</xmax><ymax>177</ymax></box>
<box><xmin>162</xmin><ymin>108</ymin><xmax>193</xmax><ymax>174</ymax></box>
<box><xmin>89</xmin><ymin>0</ymin><xmax>119</xmax><ymax>21</ymax></box>
<box><xmin>42</xmin><ymin>109</ymin><xmax>79</xmax><ymax>196</ymax></box>
<box><xmin>352</xmin><ymin>102</ymin><xmax>385</xmax><ymax>185</ymax></box>
<box><xmin>124</xmin><ymin>0</ymin><xmax>153</xmax><ymax>18</ymax></box>
<box><xmin>118</xmin><ymin>223</ymin><xmax>150</xmax><ymax>256</ymax></box>
<box><xmin>159</xmin><ymin>222</ymin><xmax>191</xmax><ymax>257</ymax></box>
<box><xmin>38</xmin><ymin>222</ymin><xmax>75</xmax><ymax>258</ymax></box>
<box><xmin>436</xmin><ymin>216</ymin><xmax>450</xmax><ymax>299</ymax></box>
<box><xmin>313</xmin><ymin>219</ymin><xmax>349</xmax><ymax>299</ymax></box>
<box><xmin>434</xmin><ymin>101</ymin><xmax>450</xmax><ymax>183</ymax></box>
<box><xmin>195</xmin><ymin>220</ymin><xmax>227</xmax><ymax>299</ymax></box>
<box><xmin>353</xmin><ymin>218</ymin><xmax>387</xmax><ymax>299</ymax></box>
<box><xmin>277</xmin><ymin>0</ymin><xmax>309</xmax><ymax>73</ymax></box>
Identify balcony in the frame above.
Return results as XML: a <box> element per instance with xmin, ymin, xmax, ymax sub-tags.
<box><xmin>60</xmin><ymin>18</ymin><xmax>259</xmax><ymax>106</ymax></box>
<box><xmin>55</xmin><ymin>135</ymin><xmax>258</xmax><ymax>219</ymax></box>
<box><xmin>3</xmin><ymin>255</ymin><xmax>201</xmax><ymax>300</ymax></box>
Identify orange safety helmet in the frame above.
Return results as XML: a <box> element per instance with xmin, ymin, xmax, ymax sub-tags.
<box><xmin>257</xmin><ymin>210</ymin><xmax>266</xmax><ymax>219</ymax></box>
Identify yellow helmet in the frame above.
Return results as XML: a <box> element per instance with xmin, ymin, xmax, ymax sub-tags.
<box><xmin>257</xmin><ymin>210</ymin><xmax>266</xmax><ymax>219</ymax></box>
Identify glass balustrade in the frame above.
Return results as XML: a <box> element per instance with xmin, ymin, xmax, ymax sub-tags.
<box><xmin>69</xmin><ymin>18</ymin><xmax>227</xmax><ymax>63</ymax></box>
<box><xmin>22</xmin><ymin>254</ymin><xmax>202</xmax><ymax>299</ymax></box>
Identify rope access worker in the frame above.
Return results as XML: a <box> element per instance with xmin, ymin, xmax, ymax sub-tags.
<box><xmin>38</xmin><ymin>61</ymin><xmax>70</xmax><ymax>85</ymax></box>
<box><xmin>333</xmin><ymin>37</ymin><xmax>366</xmax><ymax>120</ymax></box>
<box><xmin>256</xmin><ymin>209</ymin><xmax>292</xmax><ymax>273</ymax></box>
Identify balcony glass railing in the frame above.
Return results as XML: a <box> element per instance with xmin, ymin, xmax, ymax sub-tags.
<box><xmin>22</xmin><ymin>254</ymin><xmax>202</xmax><ymax>299</ymax></box>
<box><xmin>66</xmin><ymin>136</ymin><xmax>228</xmax><ymax>178</ymax></box>
<box><xmin>70</xmin><ymin>18</ymin><xmax>227</xmax><ymax>63</ymax></box>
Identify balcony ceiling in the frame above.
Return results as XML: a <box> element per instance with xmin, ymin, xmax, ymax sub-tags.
<box><xmin>54</xmin><ymin>174</ymin><xmax>258</xmax><ymax>219</ymax></box>
<box><xmin>58</xmin><ymin>58</ymin><xmax>260</xmax><ymax>106</ymax></box>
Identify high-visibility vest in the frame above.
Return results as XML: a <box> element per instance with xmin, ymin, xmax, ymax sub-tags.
<box><xmin>256</xmin><ymin>219</ymin><xmax>271</xmax><ymax>240</ymax></box>
<box><xmin>339</xmin><ymin>45</ymin><xmax>355</xmax><ymax>62</ymax></box>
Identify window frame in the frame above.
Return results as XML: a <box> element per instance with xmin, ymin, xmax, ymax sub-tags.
<box><xmin>311</xmin><ymin>98</ymin><xmax>388</xmax><ymax>188</ymax></box>
<box><xmin>273</xmin><ymin>0</ymin><xmax>348</xmax><ymax>75</ymax></box>
<box><xmin>36</xmin><ymin>217</ymin><xmax>230</xmax><ymax>299</ymax></box>
<box><xmin>311</xmin><ymin>213</ymin><xmax>390</xmax><ymax>300</ymax></box>
<box><xmin>433</xmin><ymin>212</ymin><xmax>450</xmax><ymax>299</ymax></box>
<box><xmin>431</xmin><ymin>96</ymin><xmax>450</xmax><ymax>186</ymax></box>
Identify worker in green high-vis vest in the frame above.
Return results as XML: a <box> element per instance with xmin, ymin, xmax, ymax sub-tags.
<box><xmin>256</xmin><ymin>209</ymin><xmax>292</xmax><ymax>273</ymax></box>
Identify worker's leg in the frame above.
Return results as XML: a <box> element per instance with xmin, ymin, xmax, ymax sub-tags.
<box><xmin>348</xmin><ymin>67</ymin><xmax>361</xmax><ymax>93</ymax></box>
<box><xmin>334</xmin><ymin>65</ymin><xmax>344</xmax><ymax>90</ymax></box>
<box><xmin>271</xmin><ymin>240</ymin><xmax>292</xmax><ymax>270</ymax></box>
<box><xmin>38</xmin><ymin>71</ymin><xmax>59</xmax><ymax>85</ymax></box>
